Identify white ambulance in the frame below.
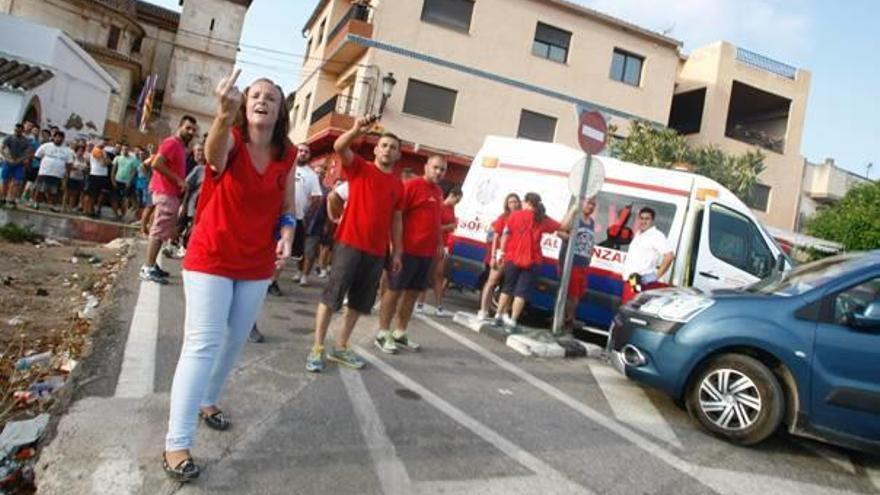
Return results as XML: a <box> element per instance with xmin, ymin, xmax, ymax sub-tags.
<box><xmin>448</xmin><ymin>136</ymin><xmax>789</xmax><ymax>329</ymax></box>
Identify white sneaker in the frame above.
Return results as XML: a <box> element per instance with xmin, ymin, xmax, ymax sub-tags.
<box><xmin>501</xmin><ymin>314</ymin><xmax>517</xmax><ymax>330</ymax></box>
<box><xmin>476</xmin><ymin>310</ymin><xmax>489</xmax><ymax>321</ymax></box>
<box><xmin>435</xmin><ymin>306</ymin><xmax>447</xmax><ymax>317</ymax></box>
<box><xmin>374</xmin><ymin>331</ymin><xmax>398</xmax><ymax>354</ymax></box>
<box><xmin>317</xmin><ymin>268</ymin><xmax>328</xmax><ymax>279</ymax></box>
<box><xmin>414</xmin><ymin>302</ymin><xmax>424</xmax><ymax>314</ymax></box>
<box><xmin>299</xmin><ymin>275</ymin><xmax>309</xmax><ymax>286</ymax></box>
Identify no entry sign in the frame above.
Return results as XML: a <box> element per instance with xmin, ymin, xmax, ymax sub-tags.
<box><xmin>577</xmin><ymin>110</ymin><xmax>607</xmax><ymax>155</ymax></box>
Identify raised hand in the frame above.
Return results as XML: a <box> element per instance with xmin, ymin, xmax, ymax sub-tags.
<box><xmin>215</xmin><ymin>68</ymin><xmax>242</xmax><ymax>123</ymax></box>
<box><xmin>353</xmin><ymin>114</ymin><xmax>380</xmax><ymax>135</ymax></box>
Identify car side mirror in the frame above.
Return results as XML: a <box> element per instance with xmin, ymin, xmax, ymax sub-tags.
<box><xmin>851</xmin><ymin>301</ymin><xmax>880</xmax><ymax>329</ymax></box>
<box><xmin>775</xmin><ymin>253</ymin><xmax>786</xmax><ymax>273</ymax></box>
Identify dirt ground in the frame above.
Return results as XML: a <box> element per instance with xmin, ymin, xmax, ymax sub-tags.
<box><xmin>0</xmin><ymin>238</ymin><xmax>127</xmax><ymax>425</ymax></box>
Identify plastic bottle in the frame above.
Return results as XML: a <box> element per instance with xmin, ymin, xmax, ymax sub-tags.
<box><xmin>14</xmin><ymin>351</ymin><xmax>52</xmax><ymax>371</ymax></box>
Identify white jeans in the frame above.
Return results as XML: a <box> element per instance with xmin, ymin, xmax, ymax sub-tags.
<box><xmin>165</xmin><ymin>270</ymin><xmax>270</xmax><ymax>451</ymax></box>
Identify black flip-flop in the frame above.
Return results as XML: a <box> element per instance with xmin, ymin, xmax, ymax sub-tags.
<box><xmin>162</xmin><ymin>453</ymin><xmax>200</xmax><ymax>482</ymax></box>
<box><xmin>199</xmin><ymin>409</ymin><xmax>231</xmax><ymax>431</ymax></box>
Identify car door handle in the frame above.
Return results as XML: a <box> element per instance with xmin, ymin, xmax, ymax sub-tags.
<box><xmin>699</xmin><ymin>271</ymin><xmax>720</xmax><ymax>280</ymax></box>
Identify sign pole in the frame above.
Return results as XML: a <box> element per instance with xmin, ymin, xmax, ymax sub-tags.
<box><xmin>552</xmin><ymin>154</ymin><xmax>592</xmax><ymax>335</ymax></box>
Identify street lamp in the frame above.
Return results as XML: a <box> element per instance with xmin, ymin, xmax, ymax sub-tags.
<box><xmin>379</xmin><ymin>72</ymin><xmax>397</xmax><ymax>115</ymax></box>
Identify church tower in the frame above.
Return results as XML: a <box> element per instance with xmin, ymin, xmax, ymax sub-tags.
<box><xmin>162</xmin><ymin>0</ymin><xmax>251</xmax><ymax>130</ymax></box>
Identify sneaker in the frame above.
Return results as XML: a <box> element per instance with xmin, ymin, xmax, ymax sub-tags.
<box><xmin>392</xmin><ymin>331</ymin><xmax>421</xmax><ymax>352</ymax></box>
<box><xmin>299</xmin><ymin>275</ymin><xmax>308</xmax><ymax>287</ymax></box>
<box><xmin>163</xmin><ymin>246</ymin><xmax>182</xmax><ymax>259</ymax></box>
<box><xmin>139</xmin><ymin>265</ymin><xmax>168</xmax><ymax>284</ymax></box>
<box><xmin>414</xmin><ymin>302</ymin><xmax>424</xmax><ymax>314</ymax></box>
<box><xmin>306</xmin><ymin>347</ymin><xmax>325</xmax><ymax>373</ymax></box>
<box><xmin>176</xmin><ymin>246</ymin><xmax>187</xmax><ymax>258</ymax></box>
<box><xmin>501</xmin><ymin>314</ymin><xmax>518</xmax><ymax>333</ymax></box>
<box><xmin>248</xmin><ymin>324</ymin><xmax>265</xmax><ymax>343</ymax></box>
<box><xmin>328</xmin><ymin>346</ymin><xmax>365</xmax><ymax>369</ymax></box>
<box><xmin>154</xmin><ymin>265</ymin><xmax>170</xmax><ymax>278</ymax></box>
<box><xmin>316</xmin><ymin>268</ymin><xmax>328</xmax><ymax>279</ymax></box>
<box><xmin>476</xmin><ymin>310</ymin><xmax>490</xmax><ymax>321</ymax></box>
<box><xmin>267</xmin><ymin>281</ymin><xmax>283</xmax><ymax>297</ymax></box>
<box><xmin>374</xmin><ymin>332</ymin><xmax>398</xmax><ymax>354</ymax></box>
<box><xmin>435</xmin><ymin>306</ymin><xmax>447</xmax><ymax>317</ymax></box>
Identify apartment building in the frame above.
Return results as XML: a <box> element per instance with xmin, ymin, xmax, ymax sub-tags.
<box><xmin>290</xmin><ymin>0</ymin><xmax>811</xmax><ymax>230</ymax></box>
<box><xmin>798</xmin><ymin>157</ymin><xmax>871</xmax><ymax>231</ymax></box>
<box><xmin>671</xmin><ymin>41</ymin><xmax>811</xmax><ymax>229</ymax></box>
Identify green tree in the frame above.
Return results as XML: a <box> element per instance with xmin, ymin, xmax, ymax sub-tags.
<box><xmin>610</xmin><ymin>120</ymin><xmax>766</xmax><ymax>199</ymax></box>
<box><xmin>805</xmin><ymin>181</ymin><xmax>880</xmax><ymax>251</ymax></box>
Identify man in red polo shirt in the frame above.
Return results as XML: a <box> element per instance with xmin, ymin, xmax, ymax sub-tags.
<box><xmin>140</xmin><ymin>115</ymin><xmax>199</xmax><ymax>283</ymax></box>
<box><xmin>306</xmin><ymin>115</ymin><xmax>404</xmax><ymax>372</ymax></box>
<box><xmin>374</xmin><ymin>155</ymin><xmax>447</xmax><ymax>354</ymax></box>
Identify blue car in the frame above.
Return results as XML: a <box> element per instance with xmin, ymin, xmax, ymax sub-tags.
<box><xmin>609</xmin><ymin>250</ymin><xmax>880</xmax><ymax>451</ymax></box>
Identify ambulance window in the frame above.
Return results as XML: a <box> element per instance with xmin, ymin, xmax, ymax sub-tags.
<box><xmin>594</xmin><ymin>192</ymin><xmax>676</xmax><ymax>253</ymax></box>
<box><xmin>708</xmin><ymin>204</ymin><xmax>774</xmax><ymax>278</ymax></box>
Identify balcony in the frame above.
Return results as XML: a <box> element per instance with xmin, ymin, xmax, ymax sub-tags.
<box><xmin>307</xmin><ymin>94</ymin><xmax>358</xmax><ymax>137</ymax></box>
<box><xmin>322</xmin><ymin>5</ymin><xmax>373</xmax><ymax>75</ymax></box>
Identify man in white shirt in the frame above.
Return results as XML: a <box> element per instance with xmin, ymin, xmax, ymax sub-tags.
<box><xmin>621</xmin><ymin>207</ymin><xmax>674</xmax><ymax>303</ymax></box>
<box><xmin>33</xmin><ymin>130</ymin><xmax>74</xmax><ymax>211</ymax></box>
<box><xmin>292</xmin><ymin>143</ymin><xmax>323</xmax><ymax>286</ymax></box>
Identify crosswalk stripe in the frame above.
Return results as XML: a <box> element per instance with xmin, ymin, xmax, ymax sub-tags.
<box><xmin>114</xmin><ymin>280</ymin><xmax>159</xmax><ymax>398</ymax></box>
<box><xmin>356</xmin><ymin>346</ymin><xmax>595</xmax><ymax>495</ymax></box>
<box><xmin>587</xmin><ymin>361</ymin><xmax>684</xmax><ymax>449</ymax></box>
<box><xmin>341</xmin><ymin>368</ymin><xmax>412</xmax><ymax>495</ymax></box>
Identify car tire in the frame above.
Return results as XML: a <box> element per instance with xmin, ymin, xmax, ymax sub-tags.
<box><xmin>686</xmin><ymin>353</ymin><xmax>784</xmax><ymax>446</ymax></box>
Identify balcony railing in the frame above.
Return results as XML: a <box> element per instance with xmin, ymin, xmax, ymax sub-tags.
<box><xmin>310</xmin><ymin>94</ymin><xmax>358</xmax><ymax>125</ymax></box>
<box><xmin>735</xmin><ymin>47</ymin><xmax>797</xmax><ymax>80</ymax></box>
<box><xmin>327</xmin><ymin>4</ymin><xmax>371</xmax><ymax>46</ymax></box>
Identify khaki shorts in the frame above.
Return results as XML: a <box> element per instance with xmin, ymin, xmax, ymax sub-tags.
<box><xmin>149</xmin><ymin>193</ymin><xmax>181</xmax><ymax>242</ymax></box>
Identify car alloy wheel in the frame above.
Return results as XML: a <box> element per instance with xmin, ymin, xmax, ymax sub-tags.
<box><xmin>698</xmin><ymin>369</ymin><xmax>762</xmax><ymax>431</ymax></box>
<box><xmin>686</xmin><ymin>353</ymin><xmax>784</xmax><ymax>446</ymax></box>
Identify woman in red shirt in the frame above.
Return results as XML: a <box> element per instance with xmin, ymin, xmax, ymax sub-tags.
<box><xmin>495</xmin><ymin>192</ymin><xmax>560</xmax><ymax>331</ymax></box>
<box><xmin>428</xmin><ymin>186</ymin><xmax>462</xmax><ymax>316</ymax></box>
<box><xmin>477</xmin><ymin>193</ymin><xmax>521</xmax><ymax>320</ymax></box>
<box><xmin>162</xmin><ymin>70</ymin><xmax>297</xmax><ymax>482</ymax></box>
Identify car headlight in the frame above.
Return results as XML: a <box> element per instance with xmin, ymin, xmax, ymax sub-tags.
<box><xmin>637</xmin><ymin>294</ymin><xmax>714</xmax><ymax>322</ymax></box>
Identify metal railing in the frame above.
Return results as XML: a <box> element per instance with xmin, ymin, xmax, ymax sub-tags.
<box><xmin>310</xmin><ymin>94</ymin><xmax>358</xmax><ymax>125</ymax></box>
<box><xmin>735</xmin><ymin>47</ymin><xmax>797</xmax><ymax>80</ymax></box>
<box><xmin>326</xmin><ymin>4</ymin><xmax>371</xmax><ymax>46</ymax></box>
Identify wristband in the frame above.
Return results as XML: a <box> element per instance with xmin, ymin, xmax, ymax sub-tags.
<box><xmin>278</xmin><ymin>213</ymin><xmax>296</xmax><ymax>228</ymax></box>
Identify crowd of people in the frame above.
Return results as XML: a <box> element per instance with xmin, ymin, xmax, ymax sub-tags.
<box><xmin>3</xmin><ymin>68</ymin><xmax>676</xmax><ymax>483</ymax></box>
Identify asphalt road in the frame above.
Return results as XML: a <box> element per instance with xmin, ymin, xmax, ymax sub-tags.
<box><xmin>36</xmin><ymin>246</ymin><xmax>880</xmax><ymax>494</ymax></box>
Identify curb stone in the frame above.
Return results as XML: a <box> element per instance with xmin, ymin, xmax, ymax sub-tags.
<box><xmin>451</xmin><ymin>311</ymin><xmax>592</xmax><ymax>359</ymax></box>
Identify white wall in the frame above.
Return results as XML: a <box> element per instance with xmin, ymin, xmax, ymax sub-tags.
<box><xmin>0</xmin><ymin>15</ymin><xmax>117</xmax><ymax>137</ymax></box>
<box><xmin>0</xmin><ymin>91</ymin><xmax>25</xmax><ymax>134</ymax></box>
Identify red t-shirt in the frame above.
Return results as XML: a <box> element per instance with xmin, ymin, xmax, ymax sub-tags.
<box><xmin>503</xmin><ymin>209</ymin><xmax>560</xmax><ymax>268</ymax></box>
<box><xmin>485</xmin><ymin>213</ymin><xmax>509</xmax><ymax>264</ymax></box>
<box><xmin>183</xmin><ymin>128</ymin><xmax>296</xmax><ymax>280</ymax></box>
<box><xmin>441</xmin><ymin>204</ymin><xmax>456</xmax><ymax>251</ymax></box>
<box><xmin>401</xmin><ymin>177</ymin><xmax>443</xmax><ymax>257</ymax></box>
<box><xmin>150</xmin><ymin>135</ymin><xmax>187</xmax><ymax>196</ymax></box>
<box><xmin>335</xmin><ymin>154</ymin><xmax>404</xmax><ymax>257</ymax></box>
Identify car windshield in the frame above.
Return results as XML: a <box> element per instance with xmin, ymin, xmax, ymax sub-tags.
<box><xmin>747</xmin><ymin>254</ymin><xmax>866</xmax><ymax>297</ymax></box>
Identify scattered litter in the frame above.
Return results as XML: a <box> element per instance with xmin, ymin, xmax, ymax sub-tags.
<box><xmin>35</xmin><ymin>288</ymin><xmax>48</xmax><ymax>297</ymax></box>
<box><xmin>14</xmin><ymin>351</ymin><xmax>52</xmax><ymax>371</ymax></box>
<box><xmin>6</xmin><ymin>316</ymin><xmax>25</xmax><ymax>326</ymax></box>
<box><xmin>42</xmin><ymin>238</ymin><xmax>63</xmax><ymax>247</ymax></box>
<box><xmin>0</xmin><ymin>414</ymin><xmax>50</xmax><ymax>459</ymax></box>
<box><xmin>27</xmin><ymin>375</ymin><xmax>66</xmax><ymax>397</ymax></box>
<box><xmin>104</xmin><ymin>238</ymin><xmax>135</xmax><ymax>250</ymax></box>
<box><xmin>77</xmin><ymin>294</ymin><xmax>100</xmax><ymax>319</ymax></box>
<box><xmin>88</xmin><ymin>255</ymin><xmax>102</xmax><ymax>264</ymax></box>
<box><xmin>1</xmin><ymin>275</ymin><xmax>12</xmax><ymax>286</ymax></box>
<box><xmin>71</xmin><ymin>273</ymin><xmax>79</xmax><ymax>280</ymax></box>
<box><xmin>57</xmin><ymin>356</ymin><xmax>78</xmax><ymax>373</ymax></box>
<box><xmin>70</xmin><ymin>256</ymin><xmax>79</xmax><ymax>264</ymax></box>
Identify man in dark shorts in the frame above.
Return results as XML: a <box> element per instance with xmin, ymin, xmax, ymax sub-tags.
<box><xmin>1</xmin><ymin>123</ymin><xmax>31</xmax><ymax>207</ymax></box>
<box><xmin>306</xmin><ymin>115</ymin><xmax>404</xmax><ymax>372</ymax></box>
<box><xmin>374</xmin><ymin>155</ymin><xmax>447</xmax><ymax>354</ymax></box>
